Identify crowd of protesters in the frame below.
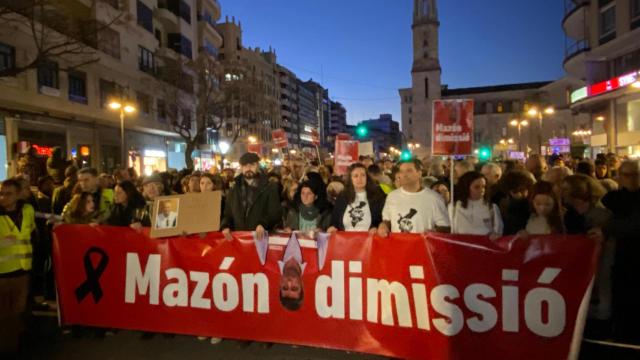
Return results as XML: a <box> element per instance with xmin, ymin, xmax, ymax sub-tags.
<box><xmin>1</xmin><ymin>147</ymin><xmax>640</xmax><ymax>354</ymax></box>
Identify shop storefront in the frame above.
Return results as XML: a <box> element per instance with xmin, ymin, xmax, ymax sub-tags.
<box><xmin>570</xmin><ymin>69</ymin><xmax>640</xmax><ymax>157</ymax></box>
<box><xmin>129</xmin><ymin>149</ymin><xmax>167</xmax><ymax>177</ymax></box>
<box><xmin>167</xmin><ymin>141</ymin><xmax>186</xmax><ymax>170</ymax></box>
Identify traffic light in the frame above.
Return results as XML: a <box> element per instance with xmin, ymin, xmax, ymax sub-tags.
<box><xmin>356</xmin><ymin>124</ymin><xmax>368</xmax><ymax>138</ymax></box>
<box><xmin>478</xmin><ymin>146</ymin><xmax>491</xmax><ymax>161</ymax></box>
<box><xmin>400</xmin><ymin>149</ymin><xmax>412</xmax><ymax>161</ymax></box>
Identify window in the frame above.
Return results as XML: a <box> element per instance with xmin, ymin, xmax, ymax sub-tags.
<box><xmin>0</xmin><ymin>43</ymin><xmax>15</xmax><ymax>73</ymax></box>
<box><xmin>612</xmin><ymin>48</ymin><xmax>640</xmax><ymax>77</ymax></box>
<box><xmin>202</xmin><ymin>39</ymin><xmax>218</xmax><ymax>57</ymax></box>
<box><xmin>137</xmin><ymin>92</ymin><xmax>151</xmax><ymax>115</ymax></box>
<box><xmin>37</xmin><ymin>61</ymin><xmax>59</xmax><ymax>89</ymax></box>
<box><xmin>99</xmin><ymin>79</ymin><xmax>119</xmax><ymax>108</ymax></box>
<box><xmin>497</xmin><ymin>102</ymin><xmax>504</xmax><ymax>113</ymax></box>
<box><xmin>633</xmin><ymin>0</ymin><xmax>640</xmax><ymax>29</ymax></box>
<box><xmin>179</xmin><ymin>1</ymin><xmax>191</xmax><ymax>24</ymax></box>
<box><xmin>68</xmin><ymin>72</ymin><xmax>87</xmax><ymax>104</ymax></box>
<box><xmin>167</xmin><ymin>33</ymin><xmax>192</xmax><ymax>59</ymax></box>
<box><xmin>424</xmin><ymin>77</ymin><xmax>429</xmax><ymax>98</ymax></box>
<box><xmin>136</xmin><ymin>1</ymin><xmax>153</xmax><ymax>33</ymax></box>
<box><xmin>157</xmin><ymin>99</ymin><xmax>166</xmax><ymax>122</ymax></box>
<box><xmin>599</xmin><ymin>4</ymin><xmax>616</xmax><ymax>44</ymax></box>
<box><xmin>138</xmin><ymin>46</ymin><xmax>155</xmax><ymax>74</ymax></box>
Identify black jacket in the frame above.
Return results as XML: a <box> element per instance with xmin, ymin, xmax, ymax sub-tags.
<box><xmin>330</xmin><ymin>192</ymin><xmax>386</xmax><ymax>231</ymax></box>
<box><xmin>221</xmin><ymin>173</ymin><xmax>282</xmax><ymax>231</ymax></box>
<box><xmin>106</xmin><ymin>203</ymin><xmax>144</xmax><ymax>227</ymax></box>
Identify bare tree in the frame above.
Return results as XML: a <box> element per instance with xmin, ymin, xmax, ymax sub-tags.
<box><xmin>0</xmin><ymin>0</ymin><xmax>125</xmax><ymax>77</ymax></box>
<box><xmin>159</xmin><ymin>55</ymin><xmax>278</xmax><ymax>170</ymax></box>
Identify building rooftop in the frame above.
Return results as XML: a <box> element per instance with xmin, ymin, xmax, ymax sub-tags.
<box><xmin>441</xmin><ymin>81</ymin><xmax>553</xmax><ymax>96</ymax></box>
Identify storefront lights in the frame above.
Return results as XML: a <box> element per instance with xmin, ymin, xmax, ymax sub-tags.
<box><xmin>218</xmin><ymin>141</ymin><xmax>230</xmax><ymax>154</ymax></box>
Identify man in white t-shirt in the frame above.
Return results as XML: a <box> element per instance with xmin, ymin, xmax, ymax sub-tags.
<box><xmin>378</xmin><ymin>159</ymin><xmax>450</xmax><ymax>236</ymax></box>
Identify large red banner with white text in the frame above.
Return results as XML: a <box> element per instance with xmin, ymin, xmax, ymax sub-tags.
<box><xmin>53</xmin><ymin>226</ymin><xmax>598</xmax><ymax>360</ymax></box>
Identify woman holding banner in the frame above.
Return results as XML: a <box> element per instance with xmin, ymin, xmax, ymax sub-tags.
<box><xmin>449</xmin><ymin>171</ymin><xmax>503</xmax><ymax>238</ymax></box>
<box><xmin>283</xmin><ymin>181</ymin><xmax>331</xmax><ymax>232</ymax></box>
<box><xmin>328</xmin><ymin>163</ymin><xmax>386</xmax><ymax>234</ymax></box>
<box><xmin>61</xmin><ymin>192</ymin><xmax>102</xmax><ymax>225</ymax></box>
<box><xmin>106</xmin><ymin>181</ymin><xmax>146</xmax><ymax>227</ymax></box>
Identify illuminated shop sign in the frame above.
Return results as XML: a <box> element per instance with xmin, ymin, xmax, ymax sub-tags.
<box><xmin>571</xmin><ymin>70</ymin><xmax>640</xmax><ymax>104</ymax></box>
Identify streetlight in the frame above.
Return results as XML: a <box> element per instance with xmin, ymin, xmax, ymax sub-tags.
<box><xmin>510</xmin><ymin>119</ymin><xmax>529</xmax><ymax>152</ymax></box>
<box><xmin>108</xmin><ymin>99</ymin><xmax>136</xmax><ymax>168</ymax></box>
<box><xmin>248</xmin><ymin>136</ymin><xmax>257</xmax><ymax>144</ymax></box>
<box><xmin>526</xmin><ymin>105</ymin><xmax>555</xmax><ymax>153</ymax></box>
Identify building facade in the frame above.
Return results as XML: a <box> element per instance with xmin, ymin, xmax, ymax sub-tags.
<box><xmin>564</xmin><ymin>0</ymin><xmax>640</xmax><ymax>157</ymax></box>
<box><xmin>353</xmin><ymin>114</ymin><xmax>401</xmax><ymax>155</ymax></box>
<box><xmin>0</xmin><ymin>0</ymin><xmax>224</xmax><ymax>177</ymax></box>
<box><xmin>216</xmin><ymin>16</ymin><xmax>281</xmax><ymax>153</ymax></box>
<box><xmin>329</xmin><ymin>101</ymin><xmax>347</xmax><ymax>141</ymax></box>
<box><xmin>400</xmin><ymin>0</ymin><xmax>591</xmax><ymax>159</ymax></box>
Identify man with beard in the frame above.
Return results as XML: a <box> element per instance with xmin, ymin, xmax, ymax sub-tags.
<box><xmin>221</xmin><ymin>152</ymin><xmax>282</xmax><ymax>240</ymax></box>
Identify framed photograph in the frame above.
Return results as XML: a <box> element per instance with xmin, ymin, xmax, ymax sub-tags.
<box><xmin>150</xmin><ymin>191</ymin><xmax>222</xmax><ymax>238</ymax></box>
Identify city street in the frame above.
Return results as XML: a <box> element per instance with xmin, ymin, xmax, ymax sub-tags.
<box><xmin>24</xmin><ymin>314</ymin><xmax>383</xmax><ymax>360</ymax></box>
<box><xmin>16</xmin><ymin>312</ymin><xmax>640</xmax><ymax>360</ymax></box>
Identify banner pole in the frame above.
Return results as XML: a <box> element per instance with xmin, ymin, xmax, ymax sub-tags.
<box><xmin>316</xmin><ymin>145</ymin><xmax>322</xmax><ymax>165</ymax></box>
<box><xmin>450</xmin><ymin>156</ymin><xmax>455</xmax><ymax>207</ymax></box>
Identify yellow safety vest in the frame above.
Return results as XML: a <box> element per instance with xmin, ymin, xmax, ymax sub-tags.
<box><xmin>0</xmin><ymin>203</ymin><xmax>36</xmax><ymax>274</ymax></box>
<box><xmin>99</xmin><ymin>188</ymin><xmax>114</xmax><ymax>214</ymax></box>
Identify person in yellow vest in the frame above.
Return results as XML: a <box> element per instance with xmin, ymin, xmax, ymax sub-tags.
<box><xmin>0</xmin><ymin>178</ymin><xmax>36</xmax><ymax>355</ymax></box>
<box><xmin>76</xmin><ymin>168</ymin><xmax>113</xmax><ymax>220</ymax></box>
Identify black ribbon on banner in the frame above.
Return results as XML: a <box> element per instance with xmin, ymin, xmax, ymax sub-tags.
<box><xmin>75</xmin><ymin>246</ymin><xmax>109</xmax><ymax>303</ymax></box>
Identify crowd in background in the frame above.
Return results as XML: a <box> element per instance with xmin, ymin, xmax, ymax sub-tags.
<box><xmin>1</xmin><ymin>147</ymin><xmax>640</xmax><ymax>353</ymax></box>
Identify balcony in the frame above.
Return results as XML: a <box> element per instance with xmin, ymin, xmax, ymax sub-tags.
<box><xmin>562</xmin><ymin>0</ymin><xmax>589</xmax><ymax>40</ymax></box>
<box><xmin>197</xmin><ymin>17</ymin><xmax>223</xmax><ymax>48</ymax></box>
<box><xmin>155</xmin><ymin>7</ymin><xmax>179</xmax><ymax>29</ymax></box>
<box><xmin>563</xmin><ymin>39</ymin><xmax>590</xmax><ymax>78</ymax></box>
<box><xmin>198</xmin><ymin>0</ymin><xmax>221</xmax><ymax>22</ymax></box>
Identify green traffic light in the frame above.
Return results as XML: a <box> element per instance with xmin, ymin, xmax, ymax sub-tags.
<box><xmin>356</xmin><ymin>124</ymin><xmax>368</xmax><ymax>137</ymax></box>
<box><xmin>400</xmin><ymin>150</ymin><xmax>412</xmax><ymax>161</ymax></box>
<box><xmin>478</xmin><ymin>147</ymin><xmax>491</xmax><ymax>160</ymax></box>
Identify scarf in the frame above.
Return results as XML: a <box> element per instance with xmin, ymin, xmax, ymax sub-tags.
<box><xmin>299</xmin><ymin>204</ymin><xmax>319</xmax><ymax>221</ymax></box>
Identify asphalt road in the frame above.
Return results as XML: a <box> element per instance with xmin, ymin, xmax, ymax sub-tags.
<box><xmin>13</xmin><ymin>313</ymin><xmax>640</xmax><ymax>360</ymax></box>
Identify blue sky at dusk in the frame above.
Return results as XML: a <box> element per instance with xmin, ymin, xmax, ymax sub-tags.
<box><xmin>221</xmin><ymin>0</ymin><xmax>566</xmax><ymax>125</ymax></box>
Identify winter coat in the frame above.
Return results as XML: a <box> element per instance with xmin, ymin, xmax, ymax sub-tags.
<box><xmin>221</xmin><ymin>173</ymin><xmax>282</xmax><ymax>231</ymax></box>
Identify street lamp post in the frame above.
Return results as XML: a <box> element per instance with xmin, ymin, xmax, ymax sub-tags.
<box><xmin>108</xmin><ymin>100</ymin><xmax>136</xmax><ymax>169</ymax></box>
<box><xmin>526</xmin><ymin>106</ymin><xmax>554</xmax><ymax>154</ymax></box>
<box><xmin>510</xmin><ymin>119</ymin><xmax>529</xmax><ymax>153</ymax></box>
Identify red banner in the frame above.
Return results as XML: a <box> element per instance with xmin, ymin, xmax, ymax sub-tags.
<box><xmin>272</xmin><ymin>129</ymin><xmax>288</xmax><ymax>148</ymax></box>
<box><xmin>334</xmin><ymin>140</ymin><xmax>359</xmax><ymax>175</ymax></box>
<box><xmin>432</xmin><ymin>99</ymin><xmax>474</xmax><ymax>156</ymax></box>
<box><xmin>53</xmin><ymin>226</ymin><xmax>598</xmax><ymax>360</ymax></box>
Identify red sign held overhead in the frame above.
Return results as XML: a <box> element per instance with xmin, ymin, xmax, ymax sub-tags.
<box><xmin>311</xmin><ymin>129</ymin><xmax>320</xmax><ymax>146</ymax></box>
<box><xmin>272</xmin><ymin>129</ymin><xmax>289</xmax><ymax>148</ymax></box>
<box><xmin>248</xmin><ymin>143</ymin><xmax>262</xmax><ymax>155</ymax></box>
<box><xmin>336</xmin><ymin>133</ymin><xmax>352</xmax><ymax>141</ymax></box>
<box><xmin>334</xmin><ymin>139</ymin><xmax>358</xmax><ymax>175</ymax></box>
<box><xmin>432</xmin><ymin>99</ymin><xmax>474</xmax><ymax>156</ymax></box>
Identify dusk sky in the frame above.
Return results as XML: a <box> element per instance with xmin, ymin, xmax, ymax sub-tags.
<box><xmin>221</xmin><ymin>0</ymin><xmax>566</xmax><ymax>125</ymax></box>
